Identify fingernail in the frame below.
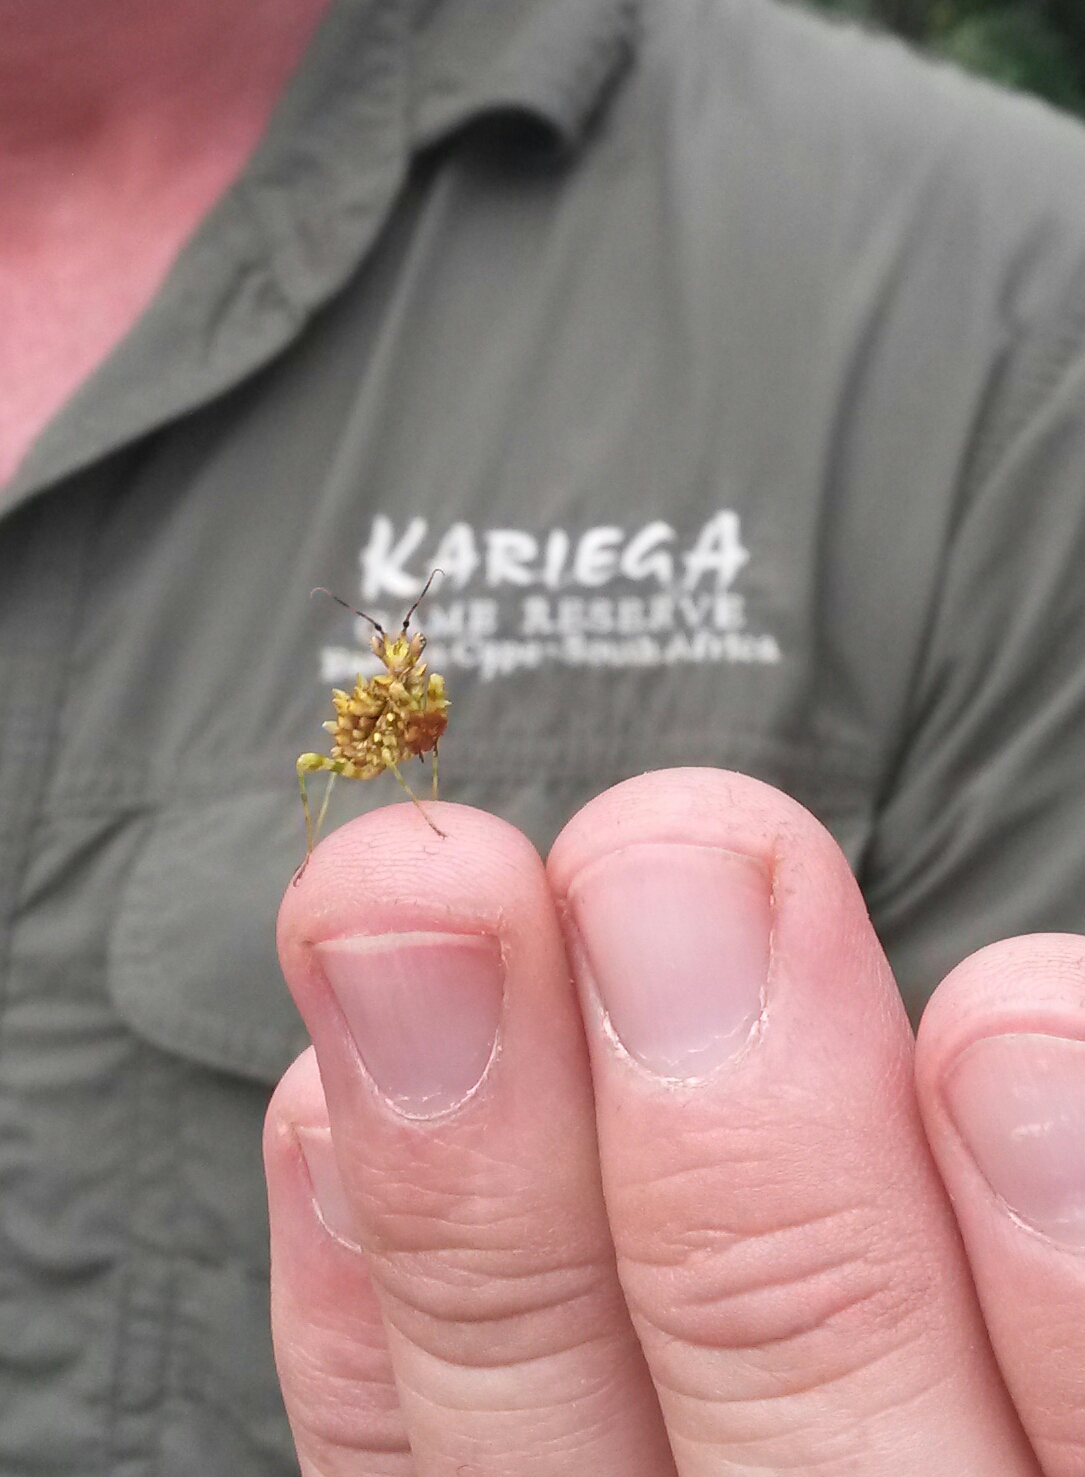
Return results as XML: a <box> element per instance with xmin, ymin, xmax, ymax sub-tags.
<box><xmin>296</xmin><ymin>1126</ymin><xmax>361</xmax><ymax>1249</ymax></box>
<box><xmin>943</xmin><ymin>1033</ymin><xmax>1085</xmax><ymax>1247</ymax></box>
<box><xmin>567</xmin><ymin>842</ymin><xmax>770</xmax><ymax>1079</ymax></box>
<box><xmin>315</xmin><ymin>932</ymin><xmax>504</xmax><ymax>1117</ymax></box>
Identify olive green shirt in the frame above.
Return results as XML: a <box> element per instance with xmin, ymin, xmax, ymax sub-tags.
<box><xmin>3</xmin><ymin>0</ymin><xmax>1085</xmax><ymax>1470</ymax></box>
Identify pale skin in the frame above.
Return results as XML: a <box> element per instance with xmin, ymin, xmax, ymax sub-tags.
<box><xmin>0</xmin><ymin>0</ymin><xmax>333</xmax><ymax>488</ymax></box>
<box><xmin>6</xmin><ymin>7</ymin><xmax>1085</xmax><ymax>1473</ymax></box>
<box><xmin>273</xmin><ymin>774</ymin><xmax>1085</xmax><ymax>1477</ymax></box>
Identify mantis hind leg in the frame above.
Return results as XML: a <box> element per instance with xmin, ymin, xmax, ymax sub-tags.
<box><xmin>389</xmin><ymin>761</ymin><xmax>446</xmax><ymax>837</ymax></box>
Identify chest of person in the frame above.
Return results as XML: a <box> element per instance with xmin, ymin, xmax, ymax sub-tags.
<box><xmin>1</xmin><ymin>141</ymin><xmax>895</xmax><ymax>1091</ymax></box>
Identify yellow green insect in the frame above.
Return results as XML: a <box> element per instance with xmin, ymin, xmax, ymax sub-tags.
<box><xmin>295</xmin><ymin>572</ymin><xmax>449</xmax><ymax>875</ymax></box>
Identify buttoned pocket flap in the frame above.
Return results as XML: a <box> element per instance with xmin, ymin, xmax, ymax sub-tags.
<box><xmin>109</xmin><ymin>790</ymin><xmax>308</xmax><ymax>1084</ymax></box>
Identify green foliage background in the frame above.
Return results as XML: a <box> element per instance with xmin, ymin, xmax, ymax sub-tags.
<box><xmin>805</xmin><ymin>0</ymin><xmax>1085</xmax><ymax>117</ymax></box>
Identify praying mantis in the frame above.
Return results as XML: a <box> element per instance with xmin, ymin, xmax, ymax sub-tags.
<box><xmin>295</xmin><ymin>572</ymin><xmax>448</xmax><ymax>878</ymax></box>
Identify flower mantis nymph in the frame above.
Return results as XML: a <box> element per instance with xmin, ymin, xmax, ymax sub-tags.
<box><xmin>295</xmin><ymin>572</ymin><xmax>449</xmax><ymax>877</ymax></box>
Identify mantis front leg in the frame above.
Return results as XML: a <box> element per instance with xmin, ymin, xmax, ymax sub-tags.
<box><xmin>295</xmin><ymin>753</ymin><xmax>345</xmax><ymax>881</ymax></box>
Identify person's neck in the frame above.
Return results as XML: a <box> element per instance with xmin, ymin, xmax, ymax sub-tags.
<box><xmin>0</xmin><ymin>0</ymin><xmax>335</xmax><ymax>493</ymax></box>
<box><xmin>0</xmin><ymin>0</ymin><xmax>333</xmax><ymax>190</ymax></box>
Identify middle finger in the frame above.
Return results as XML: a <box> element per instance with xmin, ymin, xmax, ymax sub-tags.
<box><xmin>548</xmin><ymin>769</ymin><xmax>1037</xmax><ymax>1476</ymax></box>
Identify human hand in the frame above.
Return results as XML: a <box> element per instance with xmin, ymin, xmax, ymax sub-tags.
<box><xmin>266</xmin><ymin>769</ymin><xmax>1085</xmax><ymax>1476</ymax></box>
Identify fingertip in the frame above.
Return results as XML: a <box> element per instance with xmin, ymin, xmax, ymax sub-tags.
<box><xmin>547</xmin><ymin>768</ymin><xmax>806</xmax><ymax>898</ymax></box>
<box><xmin>547</xmin><ymin>767</ymin><xmax>895</xmax><ymax>1045</ymax></box>
<box><xmin>263</xmin><ymin>1047</ymin><xmax>328</xmax><ymax>1206</ymax></box>
<box><xmin>263</xmin><ymin>1057</ymin><xmax>409</xmax><ymax>1476</ymax></box>
<box><xmin>916</xmin><ymin>933</ymin><xmax>1085</xmax><ymax>1101</ymax></box>
<box><xmin>264</xmin><ymin>1050</ymin><xmax>375</xmax><ymax>1287</ymax></box>
<box><xmin>268</xmin><ymin>1044</ymin><xmax>327</xmax><ymax>1114</ymax></box>
<box><xmin>277</xmin><ymin>801</ymin><xmax>542</xmax><ymax>956</ymax></box>
<box><xmin>275</xmin><ymin>804</ymin><xmax>550</xmax><ymax>1074</ymax></box>
<box><xmin>914</xmin><ymin>936</ymin><xmax>1085</xmax><ymax>1472</ymax></box>
<box><xmin>915</xmin><ymin>935</ymin><xmax>1085</xmax><ymax>1248</ymax></box>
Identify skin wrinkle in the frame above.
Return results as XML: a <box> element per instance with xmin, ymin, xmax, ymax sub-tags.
<box><xmin>404</xmin><ymin>1418</ymin><xmax>639</xmax><ymax>1477</ymax></box>
<box><xmin>385</xmin><ymin>1242</ymin><xmax>618</xmax><ymax>1288</ymax></box>
<box><xmin>668</xmin><ymin>1340</ymin><xmax>944</xmax><ymax>1427</ymax></box>
<box><xmin>358</xmin><ymin>1172</ymin><xmax>551</xmax><ymax>1238</ymax></box>
<box><xmin>388</xmin><ymin>1362</ymin><xmax>662</xmax><ymax>1462</ymax></box>
<box><xmin>372</xmin><ymin>1298</ymin><xmax>644</xmax><ymax>1385</ymax></box>
<box><xmin>609</xmin><ymin>1149</ymin><xmax>948</xmax><ymax>1417</ymax></box>
<box><xmin>353</xmin><ymin>1124</ymin><xmax>578</xmax><ymax>1199</ymax></box>
<box><xmin>390</xmin><ymin>1327</ymin><xmax>652</xmax><ymax>1402</ymax></box>
<box><xmin>611</xmin><ymin>1148</ymin><xmax>870</xmax><ymax>1229</ymax></box>
<box><xmin>297</xmin><ymin>1432</ymin><xmax>413</xmax><ymax>1477</ymax></box>
<box><xmin>265</xmin><ymin>1343</ymin><xmax>408</xmax><ymax>1458</ymax></box>
<box><xmin>359</xmin><ymin>1190</ymin><xmax>610</xmax><ymax>1263</ymax></box>
<box><xmin>608</xmin><ymin>1198</ymin><xmax>878</xmax><ymax>1268</ymax></box>
<box><xmin>286</xmin><ymin>1325</ymin><xmax>395</xmax><ymax>1384</ymax></box>
<box><xmin>644</xmin><ymin>1272</ymin><xmax>899</xmax><ymax>1360</ymax></box>
<box><xmin>646</xmin><ymin>1231</ymin><xmax>891</xmax><ymax>1313</ymax></box>
<box><xmin>275</xmin><ymin>1294</ymin><xmax>399</xmax><ymax>1377</ymax></box>
<box><xmin>611</xmin><ymin>1147</ymin><xmax>899</xmax><ymax>1256</ymax></box>
<box><xmin>372</xmin><ymin>1283</ymin><xmax>635</xmax><ymax>1364</ymax></box>
<box><xmin>285</xmin><ymin>1367</ymin><xmax>406</xmax><ymax>1453</ymax></box>
<box><xmin>301</xmin><ymin>1430</ymin><xmax>411</xmax><ymax>1463</ymax></box>
<box><xmin>684</xmin><ymin>1200</ymin><xmax>886</xmax><ymax>1252</ymax></box>
<box><xmin>652</xmin><ymin>1324</ymin><xmax>952</xmax><ymax>1457</ymax></box>
<box><xmin>620</xmin><ymin>1243</ymin><xmax>898</xmax><ymax>1357</ymax></box>
<box><xmin>373</xmin><ymin>1248</ymin><xmax>618</xmax><ymax>1319</ymax></box>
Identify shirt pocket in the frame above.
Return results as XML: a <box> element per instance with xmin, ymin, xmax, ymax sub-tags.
<box><xmin>108</xmin><ymin>789</ymin><xmax>308</xmax><ymax>1084</ymax></box>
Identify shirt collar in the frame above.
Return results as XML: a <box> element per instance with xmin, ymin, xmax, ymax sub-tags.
<box><xmin>410</xmin><ymin>0</ymin><xmax>637</xmax><ymax>151</ymax></box>
<box><xmin>7</xmin><ymin>0</ymin><xmax>637</xmax><ymax>508</ymax></box>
